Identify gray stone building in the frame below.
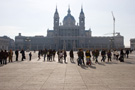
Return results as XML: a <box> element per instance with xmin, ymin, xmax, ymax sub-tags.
<box><xmin>0</xmin><ymin>36</ymin><xmax>15</xmax><ymax>50</ymax></box>
<box><xmin>130</xmin><ymin>38</ymin><xmax>135</xmax><ymax>50</ymax></box>
<box><xmin>15</xmin><ymin>7</ymin><xmax>124</xmax><ymax>51</ymax></box>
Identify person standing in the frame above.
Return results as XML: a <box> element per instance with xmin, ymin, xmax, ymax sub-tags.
<box><xmin>92</xmin><ymin>50</ymin><xmax>96</xmax><ymax>61</ymax></box>
<box><xmin>47</xmin><ymin>50</ymin><xmax>50</xmax><ymax>61</ymax></box>
<box><xmin>15</xmin><ymin>50</ymin><xmax>19</xmax><ymax>61</ymax></box>
<box><xmin>52</xmin><ymin>49</ymin><xmax>56</xmax><ymax>61</ymax></box>
<box><xmin>29</xmin><ymin>52</ymin><xmax>32</xmax><ymax>61</ymax></box>
<box><xmin>57</xmin><ymin>50</ymin><xmax>60</xmax><ymax>62</ymax></box>
<box><xmin>69</xmin><ymin>50</ymin><xmax>74</xmax><ymax>63</ymax></box>
<box><xmin>119</xmin><ymin>49</ymin><xmax>124</xmax><ymax>62</ymax></box>
<box><xmin>49</xmin><ymin>49</ymin><xmax>53</xmax><ymax>61</ymax></box>
<box><xmin>8</xmin><ymin>50</ymin><xmax>13</xmax><ymax>63</ymax></box>
<box><xmin>38</xmin><ymin>50</ymin><xmax>41</xmax><ymax>60</ymax></box>
<box><xmin>85</xmin><ymin>50</ymin><xmax>91</xmax><ymax>65</ymax></box>
<box><xmin>95</xmin><ymin>50</ymin><xmax>99</xmax><ymax>63</ymax></box>
<box><xmin>20</xmin><ymin>49</ymin><xmax>25</xmax><ymax>61</ymax></box>
<box><xmin>101</xmin><ymin>49</ymin><xmax>106</xmax><ymax>62</ymax></box>
<box><xmin>3</xmin><ymin>50</ymin><xmax>8</xmax><ymax>64</ymax></box>
<box><xmin>0</xmin><ymin>50</ymin><xmax>3</xmax><ymax>65</ymax></box>
<box><xmin>43</xmin><ymin>49</ymin><xmax>47</xmax><ymax>61</ymax></box>
<box><xmin>64</xmin><ymin>50</ymin><xmax>67</xmax><ymax>63</ymax></box>
<box><xmin>126</xmin><ymin>49</ymin><xmax>129</xmax><ymax>58</ymax></box>
<box><xmin>107</xmin><ymin>50</ymin><xmax>112</xmax><ymax>62</ymax></box>
<box><xmin>115</xmin><ymin>50</ymin><xmax>119</xmax><ymax>60</ymax></box>
<box><xmin>77</xmin><ymin>49</ymin><xmax>84</xmax><ymax>65</ymax></box>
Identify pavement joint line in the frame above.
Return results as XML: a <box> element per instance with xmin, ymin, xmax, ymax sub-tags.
<box><xmin>76</xmin><ymin>64</ymin><xmax>89</xmax><ymax>90</ymax></box>
<box><xmin>63</xmin><ymin>58</ymin><xmax>67</xmax><ymax>90</ymax></box>
<box><xmin>39</xmin><ymin>63</ymin><xmax>59</xmax><ymax>90</ymax></box>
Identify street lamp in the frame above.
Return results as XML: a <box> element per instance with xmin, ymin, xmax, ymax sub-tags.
<box><xmin>25</xmin><ymin>38</ymin><xmax>31</xmax><ymax>51</ymax></box>
<box><xmin>109</xmin><ymin>37</ymin><xmax>114</xmax><ymax>51</ymax></box>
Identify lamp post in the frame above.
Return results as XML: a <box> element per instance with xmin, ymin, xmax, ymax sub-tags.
<box><xmin>25</xmin><ymin>38</ymin><xmax>31</xmax><ymax>51</ymax></box>
<box><xmin>109</xmin><ymin>37</ymin><xmax>114</xmax><ymax>51</ymax></box>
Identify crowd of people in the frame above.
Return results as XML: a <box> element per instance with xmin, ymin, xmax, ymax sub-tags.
<box><xmin>77</xmin><ymin>49</ymin><xmax>133</xmax><ymax>66</ymax></box>
<box><xmin>0</xmin><ymin>48</ymin><xmax>133</xmax><ymax>66</ymax></box>
<box><xmin>36</xmin><ymin>48</ymin><xmax>132</xmax><ymax>66</ymax></box>
<box><xmin>0</xmin><ymin>49</ymin><xmax>26</xmax><ymax>65</ymax></box>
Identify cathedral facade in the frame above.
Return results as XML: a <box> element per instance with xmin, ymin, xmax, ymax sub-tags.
<box><xmin>15</xmin><ymin>7</ymin><xmax>124</xmax><ymax>51</ymax></box>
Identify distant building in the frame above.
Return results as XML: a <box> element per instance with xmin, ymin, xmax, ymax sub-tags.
<box><xmin>0</xmin><ymin>36</ymin><xmax>15</xmax><ymax>50</ymax></box>
<box><xmin>15</xmin><ymin>7</ymin><xmax>124</xmax><ymax>50</ymax></box>
<box><xmin>130</xmin><ymin>38</ymin><xmax>135</xmax><ymax>50</ymax></box>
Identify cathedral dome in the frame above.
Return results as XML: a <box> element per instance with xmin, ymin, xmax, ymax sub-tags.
<box><xmin>63</xmin><ymin>8</ymin><xmax>75</xmax><ymax>26</ymax></box>
<box><xmin>63</xmin><ymin>14</ymin><xmax>75</xmax><ymax>22</ymax></box>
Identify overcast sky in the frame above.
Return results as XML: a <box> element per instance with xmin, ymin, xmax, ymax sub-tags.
<box><xmin>0</xmin><ymin>0</ymin><xmax>135</xmax><ymax>47</ymax></box>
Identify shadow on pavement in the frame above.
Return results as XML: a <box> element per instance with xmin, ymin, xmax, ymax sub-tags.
<box><xmin>89</xmin><ymin>65</ymin><xmax>96</xmax><ymax>69</ymax></box>
<box><xmin>123</xmin><ymin>61</ymin><xmax>135</xmax><ymax>64</ymax></box>
<box><xmin>98</xmin><ymin>62</ymin><xmax>106</xmax><ymax>66</ymax></box>
<box><xmin>105</xmin><ymin>62</ymin><xmax>118</xmax><ymax>64</ymax></box>
<box><xmin>80</xmin><ymin>65</ymin><xmax>96</xmax><ymax>69</ymax></box>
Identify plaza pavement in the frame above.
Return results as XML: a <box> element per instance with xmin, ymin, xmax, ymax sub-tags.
<box><xmin>0</xmin><ymin>51</ymin><xmax>135</xmax><ymax>90</ymax></box>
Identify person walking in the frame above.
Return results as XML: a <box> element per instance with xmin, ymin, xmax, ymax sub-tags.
<box><xmin>29</xmin><ymin>52</ymin><xmax>32</xmax><ymax>61</ymax></box>
<box><xmin>107</xmin><ymin>50</ymin><xmax>112</xmax><ymax>62</ymax></box>
<box><xmin>20</xmin><ymin>49</ymin><xmax>25</xmax><ymax>61</ymax></box>
<box><xmin>15</xmin><ymin>50</ymin><xmax>19</xmax><ymax>61</ymax></box>
<box><xmin>8</xmin><ymin>50</ymin><xmax>13</xmax><ymax>63</ymax></box>
<box><xmin>69</xmin><ymin>50</ymin><xmax>74</xmax><ymax>63</ymax></box>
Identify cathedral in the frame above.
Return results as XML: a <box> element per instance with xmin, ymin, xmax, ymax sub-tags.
<box><xmin>15</xmin><ymin>7</ymin><xmax>124</xmax><ymax>51</ymax></box>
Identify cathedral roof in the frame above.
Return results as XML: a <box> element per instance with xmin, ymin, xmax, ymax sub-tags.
<box><xmin>63</xmin><ymin>14</ymin><xmax>75</xmax><ymax>21</ymax></box>
<box><xmin>63</xmin><ymin>7</ymin><xmax>75</xmax><ymax>26</ymax></box>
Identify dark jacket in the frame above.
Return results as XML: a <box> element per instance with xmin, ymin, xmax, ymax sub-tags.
<box><xmin>64</xmin><ymin>51</ymin><xmax>67</xmax><ymax>57</ymax></box>
<box><xmin>101</xmin><ymin>50</ymin><xmax>106</xmax><ymax>56</ymax></box>
<box><xmin>69</xmin><ymin>50</ymin><xmax>74</xmax><ymax>58</ymax></box>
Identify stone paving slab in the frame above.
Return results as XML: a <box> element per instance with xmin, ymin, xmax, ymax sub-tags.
<box><xmin>0</xmin><ymin>51</ymin><xmax>135</xmax><ymax>90</ymax></box>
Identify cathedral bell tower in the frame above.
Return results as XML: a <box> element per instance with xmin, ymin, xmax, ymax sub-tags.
<box><xmin>79</xmin><ymin>6</ymin><xmax>85</xmax><ymax>30</ymax></box>
<box><xmin>54</xmin><ymin>6</ymin><xmax>59</xmax><ymax>30</ymax></box>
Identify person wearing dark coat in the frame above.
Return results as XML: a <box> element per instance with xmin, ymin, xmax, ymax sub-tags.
<box><xmin>64</xmin><ymin>50</ymin><xmax>67</xmax><ymax>63</ymax></box>
<box><xmin>3</xmin><ymin>50</ymin><xmax>8</xmax><ymax>64</ymax></box>
<box><xmin>107</xmin><ymin>50</ymin><xmax>112</xmax><ymax>62</ymax></box>
<box><xmin>52</xmin><ymin>49</ymin><xmax>56</xmax><ymax>61</ymax></box>
<box><xmin>77</xmin><ymin>49</ymin><xmax>85</xmax><ymax>65</ymax></box>
<box><xmin>69</xmin><ymin>50</ymin><xmax>74</xmax><ymax>63</ymax></box>
<box><xmin>20</xmin><ymin>49</ymin><xmax>25</xmax><ymax>61</ymax></box>
<box><xmin>95</xmin><ymin>50</ymin><xmax>99</xmax><ymax>63</ymax></box>
<box><xmin>119</xmin><ymin>49</ymin><xmax>124</xmax><ymax>62</ymax></box>
<box><xmin>126</xmin><ymin>49</ymin><xmax>129</xmax><ymax>58</ymax></box>
<box><xmin>101</xmin><ymin>49</ymin><xmax>106</xmax><ymax>62</ymax></box>
<box><xmin>29</xmin><ymin>52</ymin><xmax>32</xmax><ymax>61</ymax></box>
<box><xmin>15</xmin><ymin>50</ymin><xmax>19</xmax><ymax>61</ymax></box>
<box><xmin>43</xmin><ymin>49</ymin><xmax>47</xmax><ymax>61</ymax></box>
<box><xmin>0</xmin><ymin>50</ymin><xmax>4</xmax><ymax>64</ymax></box>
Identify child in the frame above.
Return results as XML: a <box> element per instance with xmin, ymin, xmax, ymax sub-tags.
<box><xmin>29</xmin><ymin>52</ymin><xmax>32</xmax><ymax>61</ymax></box>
